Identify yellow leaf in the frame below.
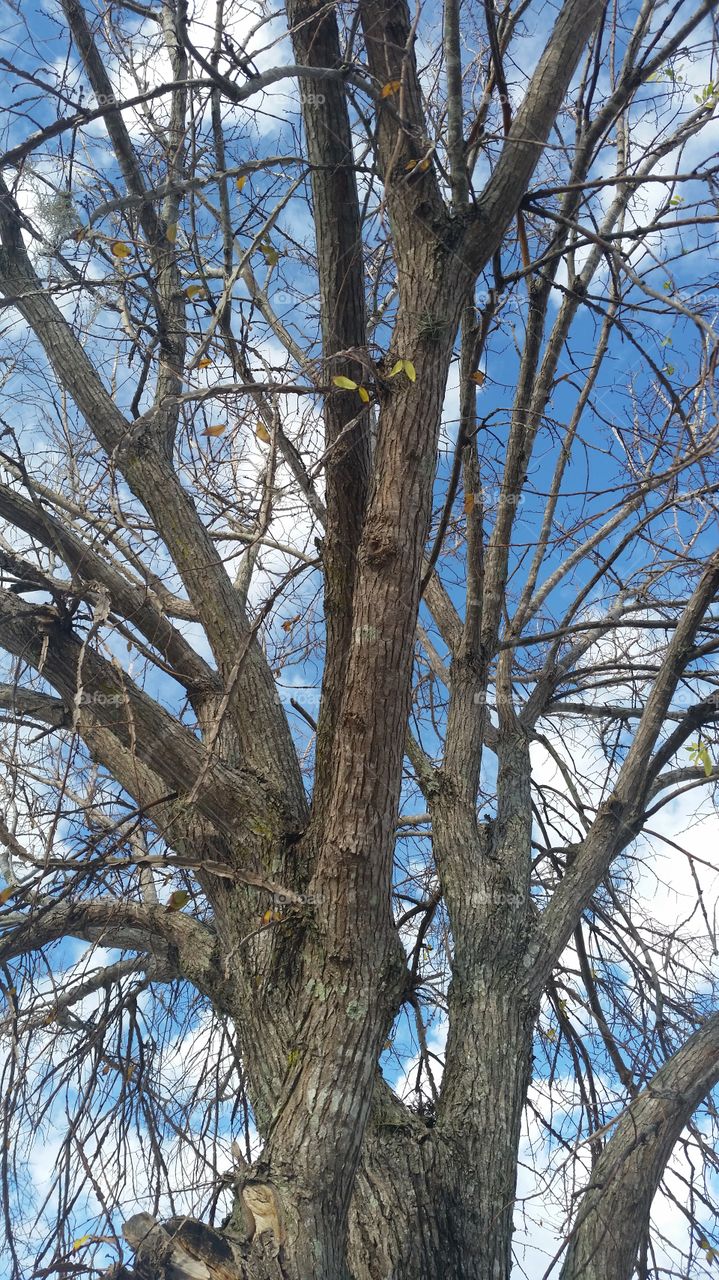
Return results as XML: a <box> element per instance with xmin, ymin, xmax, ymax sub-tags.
<box><xmin>417</xmin><ymin>158</ymin><xmax>431</xmax><ymax>172</ymax></box>
<box><xmin>202</xmin><ymin>424</ymin><xmax>226</xmax><ymax>437</ymax></box>
<box><xmin>165</xmin><ymin>889</ymin><xmax>191</xmax><ymax>912</ymax></box>
<box><xmin>470</xmin><ymin>370</ymin><xmax>485</xmax><ymax>386</ymax></box>
<box><xmin>125</xmin><ymin>1062</ymin><xmax>135</xmax><ymax>1079</ymax></box>
<box><xmin>332</xmin><ymin>375</ymin><xmax>358</xmax><ymax>390</ymax></box>
<box><xmin>110</xmin><ymin>240</ymin><xmax>131</xmax><ymax>259</ymax></box>
<box><xmin>166</xmin><ymin>222</ymin><xmax>178</xmax><ymax>244</ymax></box>
<box><xmin>0</xmin><ymin>886</ymin><xmax>14</xmax><ymax>905</ymax></box>
<box><xmin>381</xmin><ymin>80</ymin><xmax>402</xmax><ymax>98</ymax></box>
<box><xmin>197</xmin><ymin>357</ymin><xmax>212</xmax><ymax>368</ymax></box>
<box><xmin>464</xmin><ymin>492</ymin><xmax>475</xmax><ymax>515</ymax></box>
<box><xmin>72</xmin><ymin>1236</ymin><xmax>91</xmax><ymax>1251</ymax></box>
<box><xmin>405</xmin><ymin>160</ymin><xmax>418</xmax><ymax>171</ymax></box>
<box><xmin>185</xmin><ymin>285</ymin><xmax>206</xmax><ymax>300</ymax></box>
<box><xmin>699</xmin><ymin>1238</ymin><xmax>711</xmax><ymax>1251</ymax></box>
<box><xmin>256</xmin><ymin>422</ymin><xmax>272</xmax><ymax>443</ymax></box>
<box><xmin>236</xmin><ymin>175</ymin><xmax>247</xmax><ymax>192</ymax></box>
<box><xmin>358</xmin><ymin>385</ymin><xmax>370</xmax><ymax>403</ymax></box>
<box><xmin>389</xmin><ymin>359</ymin><xmax>416</xmax><ymax>381</ymax></box>
<box><xmin>260</xmin><ymin>241</ymin><xmax>280</xmax><ymax>267</ymax></box>
<box><xmin>545</xmin><ymin>1027</ymin><xmax>556</xmax><ymax>1041</ymax></box>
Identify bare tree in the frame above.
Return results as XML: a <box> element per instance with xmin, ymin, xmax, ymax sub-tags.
<box><xmin>1</xmin><ymin>0</ymin><xmax>719</xmax><ymax>1277</ymax></box>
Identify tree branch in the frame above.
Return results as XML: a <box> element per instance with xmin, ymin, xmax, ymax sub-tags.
<box><xmin>560</xmin><ymin>1011</ymin><xmax>719</xmax><ymax>1280</ymax></box>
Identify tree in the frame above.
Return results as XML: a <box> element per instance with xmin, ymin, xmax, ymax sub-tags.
<box><xmin>0</xmin><ymin>0</ymin><xmax>719</xmax><ymax>1276</ymax></box>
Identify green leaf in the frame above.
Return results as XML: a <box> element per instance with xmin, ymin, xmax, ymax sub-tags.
<box><xmin>688</xmin><ymin>742</ymin><xmax>713</xmax><ymax>777</ymax></box>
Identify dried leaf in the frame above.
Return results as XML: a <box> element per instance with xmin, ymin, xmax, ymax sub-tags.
<box><xmin>470</xmin><ymin>370</ymin><xmax>485</xmax><ymax>386</ymax></box>
<box><xmin>185</xmin><ymin>284</ymin><xmax>206</xmax><ymax>300</ymax></box>
<box><xmin>166</xmin><ymin>222</ymin><xmax>178</xmax><ymax>244</ymax></box>
<box><xmin>281</xmin><ymin>614</ymin><xmax>301</xmax><ymax>632</ymax></box>
<box><xmin>381</xmin><ymin>80</ymin><xmax>402</xmax><ymax>98</ymax></box>
<box><xmin>197</xmin><ymin>356</ymin><xmax>212</xmax><ymax>368</ymax></box>
<box><xmin>236</xmin><ymin>175</ymin><xmax>247</xmax><ymax>192</ymax></box>
<box><xmin>110</xmin><ymin>240</ymin><xmax>132</xmax><ymax>259</ymax></box>
<box><xmin>202</xmin><ymin>424</ymin><xmax>226</xmax><ymax>437</ymax></box>
<box><xmin>464</xmin><ymin>492</ymin><xmax>475</xmax><ymax>515</ymax></box>
<box><xmin>0</xmin><ymin>885</ymin><xmax>14</xmax><ymax>905</ymax></box>
<box><xmin>256</xmin><ymin>422</ymin><xmax>271</xmax><ymax>443</ymax></box>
